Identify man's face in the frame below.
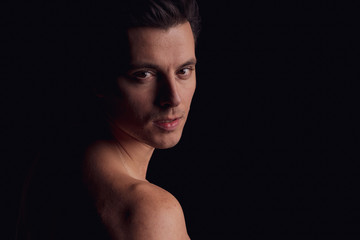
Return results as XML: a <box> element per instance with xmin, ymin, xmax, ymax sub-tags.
<box><xmin>105</xmin><ymin>22</ymin><xmax>196</xmax><ymax>149</ymax></box>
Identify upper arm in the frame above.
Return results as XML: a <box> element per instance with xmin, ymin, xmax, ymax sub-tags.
<box><xmin>123</xmin><ymin>183</ymin><xmax>190</xmax><ymax>240</ymax></box>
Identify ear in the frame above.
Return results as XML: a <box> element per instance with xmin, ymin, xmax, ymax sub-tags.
<box><xmin>92</xmin><ymin>87</ymin><xmax>105</xmax><ymax>98</ymax></box>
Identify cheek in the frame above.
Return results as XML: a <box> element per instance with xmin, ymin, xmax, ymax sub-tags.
<box><xmin>118</xmin><ymin>79</ymin><xmax>155</xmax><ymax>103</ymax></box>
<box><xmin>119</xmin><ymin>90</ymin><xmax>154</xmax><ymax>118</ymax></box>
<box><xmin>110</xmin><ymin>82</ymin><xmax>155</xmax><ymax>120</ymax></box>
<box><xmin>180</xmin><ymin>80</ymin><xmax>196</xmax><ymax>107</ymax></box>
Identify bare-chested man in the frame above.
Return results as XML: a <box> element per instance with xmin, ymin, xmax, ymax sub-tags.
<box><xmin>17</xmin><ymin>0</ymin><xmax>200</xmax><ymax>239</ymax></box>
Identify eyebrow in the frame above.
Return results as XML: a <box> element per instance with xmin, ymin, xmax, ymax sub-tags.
<box><xmin>128</xmin><ymin>58</ymin><xmax>197</xmax><ymax>71</ymax></box>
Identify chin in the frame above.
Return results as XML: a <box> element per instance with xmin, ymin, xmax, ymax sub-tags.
<box><xmin>155</xmin><ymin>141</ymin><xmax>179</xmax><ymax>149</ymax></box>
<box><xmin>150</xmin><ymin>133</ymin><xmax>183</xmax><ymax>149</ymax></box>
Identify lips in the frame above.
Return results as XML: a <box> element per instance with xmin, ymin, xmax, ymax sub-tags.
<box><xmin>153</xmin><ymin>117</ymin><xmax>182</xmax><ymax>131</ymax></box>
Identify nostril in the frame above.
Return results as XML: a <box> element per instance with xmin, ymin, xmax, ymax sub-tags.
<box><xmin>157</xmin><ymin>76</ymin><xmax>181</xmax><ymax>108</ymax></box>
<box><xmin>160</xmin><ymin>101</ymin><xmax>172</xmax><ymax>108</ymax></box>
<box><xmin>159</xmin><ymin>92</ymin><xmax>181</xmax><ymax>108</ymax></box>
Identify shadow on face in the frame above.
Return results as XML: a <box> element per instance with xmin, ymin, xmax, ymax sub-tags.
<box><xmin>103</xmin><ymin>22</ymin><xmax>197</xmax><ymax>149</ymax></box>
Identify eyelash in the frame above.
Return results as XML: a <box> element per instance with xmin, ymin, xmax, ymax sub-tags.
<box><xmin>132</xmin><ymin>71</ymin><xmax>154</xmax><ymax>79</ymax></box>
<box><xmin>130</xmin><ymin>66</ymin><xmax>194</xmax><ymax>81</ymax></box>
<box><xmin>178</xmin><ymin>67</ymin><xmax>194</xmax><ymax>75</ymax></box>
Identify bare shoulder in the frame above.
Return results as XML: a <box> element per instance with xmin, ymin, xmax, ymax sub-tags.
<box><xmin>123</xmin><ymin>181</ymin><xmax>190</xmax><ymax>240</ymax></box>
<box><xmin>128</xmin><ymin>181</ymin><xmax>180</xmax><ymax>209</ymax></box>
<box><xmin>100</xmin><ymin>180</ymin><xmax>190</xmax><ymax>240</ymax></box>
<box><xmin>83</xmin><ymin>142</ymin><xmax>190</xmax><ymax>239</ymax></box>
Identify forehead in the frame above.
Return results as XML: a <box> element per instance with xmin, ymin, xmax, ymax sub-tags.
<box><xmin>126</xmin><ymin>22</ymin><xmax>195</xmax><ymax>66</ymax></box>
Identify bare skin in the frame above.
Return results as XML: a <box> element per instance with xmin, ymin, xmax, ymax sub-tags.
<box><xmin>83</xmin><ymin>22</ymin><xmax>196</xmax><ymax>240</ymax></box>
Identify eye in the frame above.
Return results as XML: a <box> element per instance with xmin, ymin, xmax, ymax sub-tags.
<box><xmin>177</xmin><ymin>67</ymin><xmax>194</xmax><ymax>80</ymax></box>
<box><xmin>130</xmin><ymin>70</ymin><xmax>155</xmax><ymax>81</ymax></box>
<box><xmin>133</xmin><ymin>71</ymin><xmax>151</xmax><ymax>79</ymax></box>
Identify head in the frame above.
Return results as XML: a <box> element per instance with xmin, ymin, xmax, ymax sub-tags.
<box><xmin>88</xmin><ymin>0</ymin><xmax>200</xmax><ymax>149</ymax></box>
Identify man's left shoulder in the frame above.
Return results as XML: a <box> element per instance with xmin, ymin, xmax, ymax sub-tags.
<box><xmin>124</xmin><ymin>181</ymin><xmax>189</xmax><ymax>239</ymax></box>
<box><xmin>128</xmin><ymin>181</ymin><xmax>183</xmax><ymax>217</ymax></box>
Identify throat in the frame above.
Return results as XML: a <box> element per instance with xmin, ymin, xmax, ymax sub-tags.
<box><xmin>113</xmin><ymin>137</ymin><xmax>155</xmax><ymax>181</ymax></box>
<box><xmin>106</xmin><ymin>118</ymin><xmax>155</xmax><ymax>180</ymax></box>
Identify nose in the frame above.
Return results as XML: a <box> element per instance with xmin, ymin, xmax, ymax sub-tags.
<box><xmin>157</xmin><ymin>75</ymin><xmax>181</xmax><ymax>108</ymax></box>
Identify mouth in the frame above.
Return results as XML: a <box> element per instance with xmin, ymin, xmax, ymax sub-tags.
<box><xmin>153</xmin><ymin>117</ymin><xmax>182</xmax><ymax>131</ymax></box>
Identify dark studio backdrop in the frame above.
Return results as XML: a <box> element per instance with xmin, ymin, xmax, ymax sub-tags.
<box><xmin>2</xmin><ymin>1</ymin><xmax>359</xmax><ymax>239</ymax></box>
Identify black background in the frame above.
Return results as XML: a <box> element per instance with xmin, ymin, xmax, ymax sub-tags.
<box><xmin>2</xmin><ymin>1</ymin><xmax>360</xmax><ymax>239</ymax></box>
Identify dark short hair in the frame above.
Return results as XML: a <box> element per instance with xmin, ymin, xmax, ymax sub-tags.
<box><xmin>123</xmin><ymin>0</ymin><xmax>201</xmax><ymax>41</ymax></box>
<box><xmin>86</xmin><ymin>0</ymin><xmax>201</xmax><ymax>92</ymax></box>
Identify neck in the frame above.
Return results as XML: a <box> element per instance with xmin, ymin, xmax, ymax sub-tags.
<box><xmin>111</xmin><ymin>126</ymin><xmax>155</xmax><ymax>181</ymax></box>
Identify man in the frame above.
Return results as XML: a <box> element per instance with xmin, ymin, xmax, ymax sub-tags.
<box><xmin>82</xmin><ymin>0</ymin><xmax>200</xmax><ymax>239</ymax></box>
<box><xmin>17</xmin><ymin>0</ymin><xmax>200</xmax><ymax>239</ymax></box>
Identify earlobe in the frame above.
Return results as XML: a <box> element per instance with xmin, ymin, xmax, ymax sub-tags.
<box><xmin>92</xmin><ymin>87</ymin><xmax>105</xmax><ymax>98</ymax></box>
